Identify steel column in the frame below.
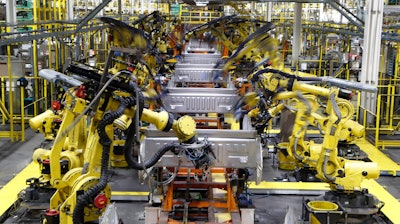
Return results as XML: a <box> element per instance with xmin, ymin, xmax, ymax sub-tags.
<box><xmin>6</xmin><ymin>0</ymin><xmax>16</xmax><ymax>33</ymax></box>
<box><xmin>66</xmin><ymin>0</ymin><xmax>74</xmax><ymax>21</ymax></box>
<box><xmin>360</xmin><ymin>0</ymin><xmax>383</xmax><ymax>114</ymax></box>
<box><xmin>266</xmin><ymin>2</ymin><xmax>273</xmax><ymax>22</ymax></box>
<box><xmin>292</xmin><ymin>3</ymin><xmax>302</xmax><ymax>67</ymax></box>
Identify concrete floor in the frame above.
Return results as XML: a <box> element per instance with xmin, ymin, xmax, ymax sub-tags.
<box><xmin>1</xmin><ymin>128</ymin><xmax>400</xmax><ymax>223</ymax></box>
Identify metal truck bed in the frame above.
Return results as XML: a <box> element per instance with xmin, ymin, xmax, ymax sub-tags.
<box><xmin>161</xmin><ymin>87</ymin><xmax>240</xmax><ymax>113</ymax></box>
<box><xmin>140</xmin><ymin>129</ymin><xmax>263</xmax><ymax>184</ymax></box>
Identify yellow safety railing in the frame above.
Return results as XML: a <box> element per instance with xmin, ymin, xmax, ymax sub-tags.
<box><xmin>357</xmin><ymin>86</ymin><xmax>400</xmax><ymax>149</ymax></box>
<box><xmin>179</xmin><ymin>10</ymin><xmax>223</xmax><ymax>24</ymax></box>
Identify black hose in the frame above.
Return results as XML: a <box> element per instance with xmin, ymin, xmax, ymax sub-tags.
<box><xmin>123</xmin><ymin>82</ymin><xmax>173</xmax><ymax>169</ymax></box>
<box><xmin>127</xmin><ymin>142</ymin><xmax>178</xmax><ymax>170</ymax></box>
<box><xmin>72</xmin><ymin>96</ymin><xmax>135</xmax><ymax>224</ymax></box>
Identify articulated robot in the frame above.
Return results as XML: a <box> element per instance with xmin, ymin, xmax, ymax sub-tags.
<box><xmin>22</xmin><ymin>16</ymin><xmax>217</xmax><ymax>223</ymax></box>
<box><xmin>241</xmin><ymin>68</ymin><xmax>382</xmax><ymax>220</ymax></box>
<box><xmin>27</xmin><ymin>67</ymin><xmax>214</xmax><ymax>224</ymax></box>
<box><xmin>21</xmin><ymin>14</ymin><xmax>382</xmax><ymax>223</ymax></box>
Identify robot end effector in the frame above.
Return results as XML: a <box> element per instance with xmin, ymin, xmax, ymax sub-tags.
<box><xmin>140</xmin><ymin>109</ymin><xmax>215</xmax><ymax>169</ymax></box>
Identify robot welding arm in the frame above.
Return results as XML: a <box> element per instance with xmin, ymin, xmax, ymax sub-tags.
<box><xmin>251</xmin><ymin>69</ymin><xmax>379</xmax><ymax>192</ymax></box>
<box><xmin>314</xmin><ymin>92</ymin><xmax>379</xmax><ymax>192</ymax></box>
<box><xmin>285</xmin><ymin>80</ymin><xmax>379</xmax><ymax>191</ymax></box>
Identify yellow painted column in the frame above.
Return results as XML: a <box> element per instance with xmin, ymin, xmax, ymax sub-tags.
<box><xmin>7</xmin><ymin>45</ymin><xmax>14</xmax><ymax>141</ymax></box>
<box><xmin>20</xmin><ymin>86</ymin><xmax>25</xmax><ymax>141</ymax></box>
<box><xmin>32</xmin><ymin>0</ymin><xmax>39</xmax><ymax>116</ymax></box>
<box><xmin>1</xmin><ymin>77</ymin><xmax>6</xmax><ymax>124</ymax></box>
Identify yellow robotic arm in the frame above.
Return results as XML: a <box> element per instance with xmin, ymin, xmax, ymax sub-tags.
<box><xmin>32</xmin><ymin>65</ymin><xmax>212</xmax><ymax>224</ymax></box>
<box><xmin>247</xmin><ymin>68</ymin><xmax>379</xmax><ymax>192</ymax></box>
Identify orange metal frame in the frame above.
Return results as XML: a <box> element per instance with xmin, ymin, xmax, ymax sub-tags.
<box><xmin>162</xmin><ymin>167</ymin><xmax>239</xmax><ymax>223</ymax></box>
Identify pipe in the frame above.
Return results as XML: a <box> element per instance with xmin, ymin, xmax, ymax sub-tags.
<box><xmin>292</xmin><ymin>137</ymin><xmax>304</xmax><ymax>161</ymax></box>
<box><xmin>329</xmin><ymin>93</ymin><xmax>342</xmax><ymax>125</ymax></box>
<box><xmin>125</xmin><ymin>140</ymin><xmax>178</xmax><ymax>170</ymax></box>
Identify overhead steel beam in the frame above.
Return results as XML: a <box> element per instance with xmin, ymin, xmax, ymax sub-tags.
<box><xmin>304</xmin><ymin>25</ymin><xmax>400</xmax><ymax>42</ymax></box>
<box><xmin>327</xmin><ymin>0</ymin><xmax>364</xmax><ymax>30</ymax></box>
<box><xmin>0</xmin><ymin>25</ymin><xmax>108</xmax><ymax>47</ymax></box>
<box><xmin>74</xmin><ymin>0</ymin><xmax>112</xmax><ymax>33</ymax></box>
<box><xmin>243</xmin><ymin>0</ymin><xmax>326</xmax><ymax>2</ymax></box>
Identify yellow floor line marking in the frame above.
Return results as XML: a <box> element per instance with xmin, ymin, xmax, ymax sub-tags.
<box><xmin>356</xmin><ymin>139</ymin><xmax>400</xmax><ymax>175</ymax></box>
<box><xmin>249</xmin><ymin>180</ymin><xmax>400</xmax><ymax>223</ymax></box>
<box><xmin>111</xmin><ymin>191</ymin><xmax>149</xmax><ymax>196</ymax></box>
<box><xmin>361</xmin><ymin>179</ymin><xmax>400</xmax><ymax>224</ymax></box>
<box><xmin>0</xmin><ymin>161</ymin><xmax>39</xmax><ymax>217</ymax></box>
<box><xmin>248</xmin><ymin>181</ymin><xmax>330</xmax><ymax>191</ymax></box>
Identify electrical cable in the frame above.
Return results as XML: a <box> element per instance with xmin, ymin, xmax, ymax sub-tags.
<box><xmin>73</xmin><ymin>96</ymin><xmax>135</xmax><ymax>224</ymax></box>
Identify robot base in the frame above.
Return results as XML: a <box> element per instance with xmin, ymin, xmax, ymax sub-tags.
<box><xmin>302</xmin><ymin>190</ymin><xmax>388</xmax><ymax>224</ymax></box>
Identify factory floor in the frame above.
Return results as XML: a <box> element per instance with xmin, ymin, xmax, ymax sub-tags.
<box><xmin>1</xmin><ymin>128</ymin><xmax>400</xmax><ymax>224</ymax></box>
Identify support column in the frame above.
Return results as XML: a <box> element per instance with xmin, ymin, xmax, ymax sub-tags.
<box><xmin>292</xmin><ymin>3</ymin><xmax>302</xmax><ymax>67</ymax></box>
<box><xmin>360</xmin><ymin>0</ymin><xmax>383</xmax><ymax>113</ymax></box>
<box><xmin>6</xmin><ymin>0</ymin><xmax>16</xmax><ymax>33</ymax></box>
<box><xmin>66</xmin><ymin>0</ymin><xmax>73</xmax><ymax>21</ymax></box>
<box><xmin>266</xmin><ymin>2</ymin><xmax>273</xmax><ymax>22</ymax></box>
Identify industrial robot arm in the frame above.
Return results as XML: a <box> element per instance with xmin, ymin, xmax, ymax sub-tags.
<box><xmin>32</xmin><ymin>67</ymin><xmax>214</xmax><ymax>224</ymax></box>
<box><xmin>243</xmin><ymin>69</ymin><xmax>379</xmax><ymax>192</ymax></box>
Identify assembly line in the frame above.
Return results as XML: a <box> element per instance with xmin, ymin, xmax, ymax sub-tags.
<box><xmin>1</xmin><ymin>1</ymin><xmax>400</xmax><ymax>224</ymax></box>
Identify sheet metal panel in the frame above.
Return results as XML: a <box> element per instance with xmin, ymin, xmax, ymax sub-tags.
<box><xmin>173</xmin><ymin>67</ymin><xmax>224</xmax><ymax>83</ymax></box>
<box><xmin>180</xmin><ymin>53</ymin><xmax>222</xmax><ymax>64</ymax></box>
<box><xmin>139</xmin><ymin>129</ymin><xmax>263</xmax><ymax>183</ymax></box>
<box><xmin>161</xmin><ymin>87</ymin><xmax>240</xmax><ymax>113</ymax></box>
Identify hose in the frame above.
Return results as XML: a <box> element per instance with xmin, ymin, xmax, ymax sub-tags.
<box><xmin>330</xmin><ymin>93</ymin><xmax>342</xmax><ymax>125</ymax></box>
<box><xmin>72</xmin><ymin>96</ymin><xmax>135</xmax><ymax>224</ymax></box>
<box><xmin>122</xmin><ymin>82</ymin><xmax>178</xmax><ymax>170</ymax></box>
<box><xmin>322</xmin><ymin>149</ymin><xmax>336</xmax><ymax>182</ymax></box>
<box><xmin>292</xmin><ymin>137</ymin><xmax>304</xmax><ymax>161</ymax></box>
<box><xmin>126</xmin><ymin>141</ymin><xmax>178</xmax><ymax>170</ymax></box>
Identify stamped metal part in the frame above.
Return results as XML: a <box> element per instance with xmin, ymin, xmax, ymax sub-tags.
<box><xmin>161</xmin><ymin>87</ymin><xmax>240</xmax><ymax>113</ymax></box>
<box><xmin>140</xmin><ymin>129</ymin><xmax>263</xmax><ymax>184</ymax></box>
